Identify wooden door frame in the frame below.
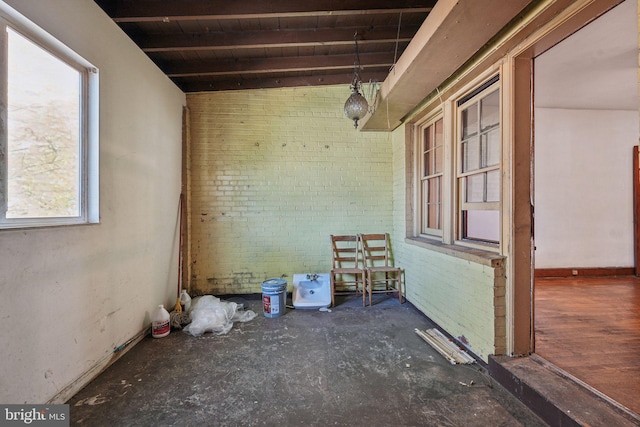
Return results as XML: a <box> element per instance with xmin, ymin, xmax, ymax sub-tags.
<box><xmin>509</xmin><ymin>0</ymin><xmax>624</xmax><ymax>356</ymax></box>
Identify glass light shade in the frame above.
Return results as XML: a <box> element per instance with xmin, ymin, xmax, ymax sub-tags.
<box><xmin>344</xmin><ymin>89</ymin><xmax>369</xmax><ymax>128</ymax></box>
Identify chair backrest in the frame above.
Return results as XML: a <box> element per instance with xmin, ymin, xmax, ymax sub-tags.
<box><xmin>360</xmin><ymin>233</ymin><xmax>392</xmax><ymax>268</ymax></box>
<box><xmin>330</xmin><ymin>235</ymin><xmax>361</xmax><ymax>269</ymax></box>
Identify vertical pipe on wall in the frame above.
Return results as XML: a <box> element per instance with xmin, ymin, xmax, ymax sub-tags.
<box><xmin>182</xmin><ymin>106</ymin><xmax>191</xmax><ymax>292</ymax></box>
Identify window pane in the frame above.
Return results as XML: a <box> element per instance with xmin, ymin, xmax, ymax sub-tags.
<box><xmin>484</xmin><ymin>128</ymin><xmax>500</xmax><ymax>167</ymax></box>
<box><xmin>462</xmin><ymin>136</ymin><xmax>479</xmax><ymax>172</ymax></box>
<box><xmin>461</xmin><ymin>103</ymin><xmax>478</xmax><ymax>139</ymax></box>
<box><xmin>423</xmin><ymin>150</ymin><xmax>430</xmax><ymax>177</ymax></box>
<box><xmin>427</xmin><ymin>202</ymin><xmax>439</xmax><ymax>229</ymax></box>
<box><xmin>7</xmin><ymin>28</ymin><xmax>81</xmax><ymax>218</ymax></box>
<box><xmin>424</xmin><ymin>119</ymin><xmax>443</xmax><ymax>177</ymax></box>
<box><xmin>424</xmin><ymin>177</ymin><xmax>441</xmax><ymax>231</ymax></box>
<box><xmin>424</xmin><ymin>150</ymin><xmax>434</xmax><ymax>177</ymax></box>
<box><xmin>422</xmin><ymin>178</ymin><xmax>441</xmax><ymax>232</ymax></box>
<box><xmin>424</xmin><ymin>127</ymin><xmax>433</xmax><ymax>150</ymax></box>
<box><xmin>421</xmin><ymin>181</ymin><xmax>429</xmax><ymax>231</ymax></box>
<box><xmin>434</xmin><ymin>119</ymin><xmax>443</xmax><ymax>173</ymax></box>
<box><xmin>465</xmin><ymin>173</ymin><xmax>485</xmax><ymax>203</ymax></box>
<box><xmin>423</xmin><ymin>127</ymin><xmax>431</xmax><ymax>177</ymax></box>
<box><xmin>434</xmin><ymin>145</ymin><xmax>443</xmax><ymax>174</ymax></box>
<box><xmin>464</xmin><ymin>210</ymin><xmax>499</xmax><ymax>242</ymax></box>
<box><xmin>486</xmin><ymin>170</ymin><xmax>500</xmax><ymax>202</ymax></box>
<box><xmin>434</xmin><ymin>118</ymin><xmax>443</xmax><ymax>143</ymax></box>
<box><xmin>428</xmin><ymin>175</ymin><xmax>440</xmax><ymax>203</ymax></box>
<box><xmin>480</xmin><ymin>89</ymin><xmax>499</xmax><ymax>130</ymax></box>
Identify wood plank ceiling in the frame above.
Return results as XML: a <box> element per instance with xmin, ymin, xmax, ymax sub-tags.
<box><xmin>93</xmin><ymin>0</ymin><xmax>436</xmax><ymax>92</ymax></box>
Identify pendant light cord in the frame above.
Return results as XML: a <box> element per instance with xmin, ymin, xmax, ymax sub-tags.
<box><xmin>351</xmin><ymin>32</ymin><xmax>362</xmax><ymax>90</ymax></box>
<box><xmin>390</xmin><ymin>11</ymin><xmax>403</xmax><ymax>72</ymax></box>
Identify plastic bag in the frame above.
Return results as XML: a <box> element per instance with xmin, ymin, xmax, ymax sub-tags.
<box><xmin>183</xmin><ymin>295</ymin><xmax>257</xmax><ymax>337</ymax></box>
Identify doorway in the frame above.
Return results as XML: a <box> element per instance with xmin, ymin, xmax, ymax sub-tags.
<box><xmin>532</xmin><ymin>0</ymin><xmax>639</xmax><ymax>415</ymax></box>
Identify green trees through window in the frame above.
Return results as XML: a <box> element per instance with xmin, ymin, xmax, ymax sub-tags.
<box><xmin>0</xmin><ymin>8</ymin><xmax>98</xmax><ymax>229</ymax></box>
<box><xmin>7</xmin><ymin>28</ymin><xmax>81</xmax><ymax>218</ymax></box>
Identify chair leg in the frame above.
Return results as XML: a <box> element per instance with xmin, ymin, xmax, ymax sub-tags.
<box><xmin>363</xmin><ymin>271</ymin><xmax>367</xmax><ymax>307</ymax></box>
<box><xmin>398</xmin><ymin>273</ymin><xmax>403</xmax><ymax>304</ymax></box>
<box><xmin>330</xmin><ymin>275</ymin><xmax>335</xmax><ymax>308</ymax></box>
<box><xmin>363</xmin><ymin>272</ymin><xmax>367</xmax><ymax>306</ymax></box>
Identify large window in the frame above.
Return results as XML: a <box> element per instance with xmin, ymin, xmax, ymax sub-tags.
<box><xmin>0</xmin><ymin>7</ymin><xmax>98</xmax><ymax>229</ymax></box>
<box><xmin>457</xmin><ymin>81</ymin><xmax>500</xmax><ymax>244</ymax></box>
<box><xmin>411</xmin><ymin>76</ymin><xmax>501</xmax><ymax>249</ymax></box>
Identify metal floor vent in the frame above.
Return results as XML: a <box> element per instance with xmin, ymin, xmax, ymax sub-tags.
<box><xmin>415</xmin><ymin>328</ymin><xmax>475</xmax><ymax>365</ymax></box>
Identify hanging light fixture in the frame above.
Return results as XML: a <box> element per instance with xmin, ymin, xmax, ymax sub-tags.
<box><xmin>344</xmin><ymin>33</ymin><xmax>368</xmax><ymax>129</ymax></box>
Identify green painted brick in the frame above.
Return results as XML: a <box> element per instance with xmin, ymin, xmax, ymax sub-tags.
<box><xmin>390</xmin><ymin>123</ymin><xmax>505</xmax><ymax>362</ymax></box>
<box><xmin>187</xmin><ymin>85</ymin><xmax>392</xmax><ymax>296</ymax></box>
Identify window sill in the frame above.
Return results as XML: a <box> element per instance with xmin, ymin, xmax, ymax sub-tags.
<box><xmin>0</xmin><ymin>221</ymin><xmax>100</xmax><ymax>232</ymax></box>
<box><xmin>405</xmin><ymin>236</ymin><xmax>505</xmax><ymax>268</ymax></box>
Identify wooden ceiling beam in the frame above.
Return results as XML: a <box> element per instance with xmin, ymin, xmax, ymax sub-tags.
<box><xmin>164</xmin><ymin>52</ymin><xmax>394</xmax><ymax>77</ymax></box>
<box><xmin>140</xmin><ymin>26</ymin><xmax>419</xmax><ymax>52</ymax></box>
<box><xmin>96</xmin><ymin>0</ymin><xmax>435</xmax><ymax>22</ymax></box>
<box><xmin>178</xmin><ymin>70</ymin><xmax>390</xmax><ymax>92</ymax></box>
<box><xmin>94</xmin><ymin>0</ymin><xmax>435</xmax><ymax>92</ymax></box>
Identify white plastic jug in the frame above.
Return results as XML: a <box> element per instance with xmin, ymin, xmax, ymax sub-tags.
<box><xmin>151</xmin><ymin>304</ymin><xmax>170</xmax><ymax>338</ymax></box>
<box><xmin>180</xmin><ymin>290</ymin><xmax>191</xmax><ymax>313</ymax></box>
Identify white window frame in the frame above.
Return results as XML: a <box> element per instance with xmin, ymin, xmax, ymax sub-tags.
<box><xmin>409</xmin><ymin>74</ymin><xmax>502</xmax><ymax>252</ymax></box>
<box><xmin>454</xmin><ymin>75</ymin><xmax>501</xmax><ymax>249</ymax></box>
<box><xmin>0</xmin><ymin>1</ymin><xmax>98</xmax><ymax>230</ymax></box>
<box><xmin>415</xmin><ymin>114</ymin><xmax>445</xmax><ymax>239</ymax></box>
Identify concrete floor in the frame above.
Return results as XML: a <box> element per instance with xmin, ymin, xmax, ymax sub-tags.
<box><xmin>69</xmin><ymin>296</ymin><xmax>546</xmax><ymax>426</ymax></box>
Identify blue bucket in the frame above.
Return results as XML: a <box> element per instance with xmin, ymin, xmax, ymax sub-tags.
<box><xmin>261</xmin><ymin>278</ymin><xmax>287</xmax><ymax>318</ymax></box>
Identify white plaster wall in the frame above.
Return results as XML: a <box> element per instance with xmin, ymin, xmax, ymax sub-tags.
<box><xmin>534</xmin><ymin>108</ymin><xmax>636</xmax><ymax>268</ymax></box>
<box><xmin>0</xmin><ymin>0</ymin><xmax>185</xmax><ymax>403</ymax></box>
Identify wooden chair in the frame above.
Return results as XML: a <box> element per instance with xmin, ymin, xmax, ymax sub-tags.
<box><xmin>330</xmin><ymin>235</ymin><xmax>365</xmax><ymax>307</ymax></box>
<box><xmin>360</xmin><ymin>233</ymin><xmax>403</xmax><ymax>306</ymax></box>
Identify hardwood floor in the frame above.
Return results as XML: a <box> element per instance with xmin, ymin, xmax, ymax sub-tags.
<box><xmin>535</xmin><ymin>276</ymin><xmax>640</xmax><ymax>416</ymax></box>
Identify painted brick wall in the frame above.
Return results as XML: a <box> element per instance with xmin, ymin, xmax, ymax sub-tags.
<box><xmin>390</xmin><ymin>124</ymin><xmax>504</xmax><ymax>361</ymax></box>
<box><xmin>186</xmin><ymin>85</ymin><xmax>392</xmax><ymax>295</ymax></box>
